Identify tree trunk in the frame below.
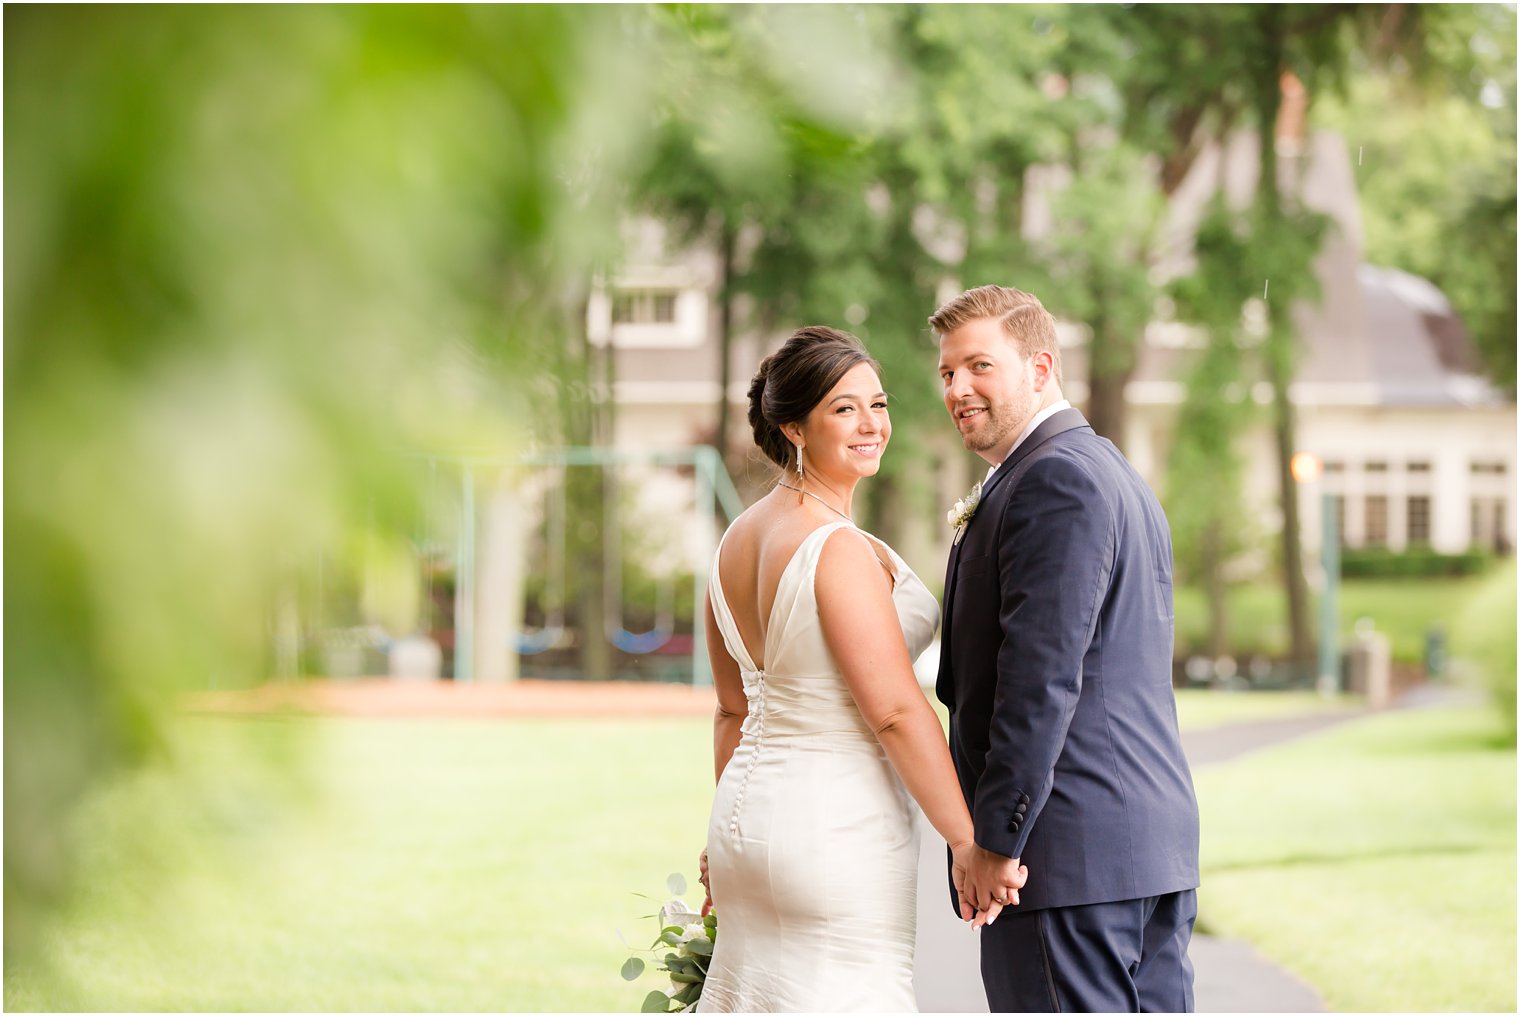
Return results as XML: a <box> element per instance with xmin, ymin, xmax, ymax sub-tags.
<box><xmin>1253</xmin><ymin>9</ymin><xmax>1314</xmax><ymax>677</ymax></box>
<box><xmin>866</xmin><ymin>471</ymin><xmax>903</xmax><ymax>550</ymax></box>
<box><xmin>567</xmin><ymin>294</ymin><xmax>614</xmax><ymax>681</ymax></box>
<box><xmin>1270</xmin><ymin>349</ymin><xmax>1314</xmax><ymax>674</ymax></box>
<box><xmin>1084</xmin><ymin>315</ymin><xmax>1136</xmax><ymax>446</ymax></box>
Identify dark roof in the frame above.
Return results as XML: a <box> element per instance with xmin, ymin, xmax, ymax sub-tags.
<box><xmin>1065</xmin><ymin>129</ymin><xmax>1509</xmax><ymax>410</ymax></box>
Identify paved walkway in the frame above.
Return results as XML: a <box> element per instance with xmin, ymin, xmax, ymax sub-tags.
<box><xmin>1183</xmin><ymin>710</ymin><xmax>1362</xmax><ymax>766</ymax></box>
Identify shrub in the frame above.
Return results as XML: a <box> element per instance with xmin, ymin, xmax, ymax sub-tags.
<box><xmin>1452</xmin><ymin>558</ymin><xmax>1518</xmax><ymax>744</ymax></box>
<box><xmin>1339</xmin><ymin>546</ymin><xmax>1494</xmax><ymax>579</ymax></box>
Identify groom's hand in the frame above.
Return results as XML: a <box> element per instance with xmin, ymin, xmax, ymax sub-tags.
<box><xmin>966</xmin><ymin>845</ymin><xmax>1029</xmax><ymax>913</ymax></box>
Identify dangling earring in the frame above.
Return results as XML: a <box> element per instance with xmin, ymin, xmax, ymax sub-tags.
<box><xmin>795</xmin><ymin>445</ymin><xmax>805</xmax><ymax>504</ymax></box>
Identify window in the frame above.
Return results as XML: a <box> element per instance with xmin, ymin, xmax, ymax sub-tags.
<box><xmin>1407</xmin><ymin>496</ymin><xmax>1431</xmax><ymax>544</ymax></box>
<box><xmin>1365</xmin><ymin>495</ymin><xmax>1388</xmax><ymax>547</ymax></box>
<box><xmin>611</xmin><ymin>290</ymin><xmax>677</xmax><ymax>325</ymax></box>
<box><xmin>1324</xmin><ymin>461</ymin><xmax>1345</xmax><ymax>474</ymax></box>
<box><xmin>1408</xmin><ymin>461</ymin><xmax>1431</xmax><ymax>474</ymax></box>
<box><xmin>1472</xmin><ymin>497</ymin><xmax>1510</xmax><ymax>551</ymax></box>
<box><xmin>1332</xmin><ymin>494</ymin><xmax>1347</xmax><ymax>546</ymax></box>
<box><xmin>1471</xmin><ymin>461</ymin><xmax>1507</xmax><ymax>476</ymax></box>
<box><xmin>1365</xmin><ymin>461</ymin><xmax>1389</xmax><ymax>474</ymax></box>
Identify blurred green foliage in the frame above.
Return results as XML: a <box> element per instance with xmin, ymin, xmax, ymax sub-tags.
<box><xmin>1452</xmin><ymin>559</ymin><xmax>1518</xmax><ymax>743</ymax></box>
<box><xmin>4</xmin><ymin>3</ymin><xmax>656</xmax><ymax>965</ymax></box>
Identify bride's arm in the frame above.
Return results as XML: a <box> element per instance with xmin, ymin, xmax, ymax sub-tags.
<box><xmin>814</xmin><ymin>532</ymin><xmax>978</xmax><ymax>860</ymax></box>
<box><xmin>706</xmin><ymin>594</ymin><xmax>748</xmax><ymax>784</ymax></box>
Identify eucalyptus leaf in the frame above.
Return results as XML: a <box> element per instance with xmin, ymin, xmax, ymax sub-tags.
<box><xmin>641</xmin><ymin>989</ymin><xmax>672</xmax><ymax>1013</ymax></box>
<box><xmin>684</xmin><ymin>936</ymin><xmax>713</xmax><ymax>957</ymax></box>
<box><xmin>621</xmin><ymin>957</ymin><xmax>646</xmax><ymax>981</ymax></box>
<box><xmin>673</xmin><ymin>983</ymin><xmax>700</xmax><ymax>1005</ymax></box>
<box><xmin>670</xmin><ymin>970</ymin><xmax>703</xmax><ymax>984</ymax></box>
<box><xmin>660</xmin><ymin>930</ymin><xmax>684</xmax><ymax>946</ymax></box>
<box><xmin>666</xmin><ymin>873</ymin><xmax>688</xmax><ymax>896</ymax></box>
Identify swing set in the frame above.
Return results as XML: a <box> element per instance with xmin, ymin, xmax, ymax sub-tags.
<box><xmin>422</xmin><ymin>446</ymin><xmax>743</xmax><ymax>686</ymax></box>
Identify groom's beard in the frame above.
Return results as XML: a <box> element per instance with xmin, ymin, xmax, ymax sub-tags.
<box><xmin>960</xmin><ymin>388</ymin><xmax>1036</xmax><ymax>454</ymax></box>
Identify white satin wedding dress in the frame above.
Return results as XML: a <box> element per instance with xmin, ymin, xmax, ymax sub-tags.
<box><xmin>699</xmin><ymin>521</ymin><xmax>940</xmax><ymax>1013</ymax></box>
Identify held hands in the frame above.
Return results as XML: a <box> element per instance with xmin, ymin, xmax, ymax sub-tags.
<box><xmin>951</xmin><ymin>840</ymin><xmax>1029</xmax><ymax>927</ymax></box>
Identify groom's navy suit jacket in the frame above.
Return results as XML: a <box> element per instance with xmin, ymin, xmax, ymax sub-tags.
<box><xmin>938</xmin><ymin>408</ymin><xmax>1199</xmax><ymax>913</ymax></box>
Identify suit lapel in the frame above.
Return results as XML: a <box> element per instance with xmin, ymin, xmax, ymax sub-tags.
<box><xmin>936</xmin><ymin>407</ymin><xmax>1092</xmax><ymax>707</ymax></box>
<box><xmin>936</xmin><ymin>520</ymin><xmax>967</xmax><ymax>705</ymax></box>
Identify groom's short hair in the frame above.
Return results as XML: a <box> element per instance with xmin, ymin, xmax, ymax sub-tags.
<box><xmin>929</xmin><ymin>285</ymin><xmax>1064</xmax><ymax>387</ymax></box>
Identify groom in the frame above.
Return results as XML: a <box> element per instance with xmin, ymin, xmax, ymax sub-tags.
<box><xmin>931</xmin><ymin>285</ymin><xmax>1200</xmax><ymax>1012</ymax></box>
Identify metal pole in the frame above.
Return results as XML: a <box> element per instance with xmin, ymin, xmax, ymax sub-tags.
<box><xmin>1317</xmin><ymin>491</ymin><xmax>1340</xmax><ymax>695</ymax></box>
<box><xmin>691</xmin><ymin>447</ymin><xmax>717</xmax><ymax>687</ymax></box>
<box><xmin>455</xmin><ymin>465</ymin><xmax>476</xmax><ymax>682</ymax></box>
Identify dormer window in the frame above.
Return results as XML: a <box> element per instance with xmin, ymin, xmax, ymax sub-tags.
<box><xmin>612</xmin><ymin>289</ymin><xmax>678</xmax><ymax>325</ymax></box>
<box><xmin>588</xmin><ymin>277</ymin><xmax>707</xmax><ymax>349</ymax></box>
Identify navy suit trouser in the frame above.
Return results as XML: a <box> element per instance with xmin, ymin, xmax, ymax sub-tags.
<box><xmin>980</xmin><ymin>889</ymin><xmax>1197</xmax><ymax>1013</ymax></box>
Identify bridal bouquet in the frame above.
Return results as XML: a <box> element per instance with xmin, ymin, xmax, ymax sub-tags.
<box><xmin>621</xmin><ymin>874</ymin><xmax>716</xmax><ymax>1013</ymax></box>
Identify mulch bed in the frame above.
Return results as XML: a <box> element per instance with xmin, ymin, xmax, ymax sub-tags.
<box><xmin>184</xmin><ymin>678</ymin><xmax>718</xmax><ymax>718</ymax></box>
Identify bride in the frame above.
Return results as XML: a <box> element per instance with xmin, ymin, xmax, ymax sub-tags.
<box><xmin>695</xmin><ymin>326</ymin><xmax>1018</xmax><ymax>1012</ymax></box>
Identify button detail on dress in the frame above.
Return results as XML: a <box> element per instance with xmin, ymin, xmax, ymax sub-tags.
<box><xmin>726</xmin><ymin>670</ymin><xmax>767</xmax><ymax>838</ymax></box>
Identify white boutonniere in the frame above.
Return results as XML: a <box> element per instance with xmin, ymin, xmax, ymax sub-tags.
<box><xmin>947</xmin><ymin>480</ymin><xmax>982</xmax><ymax>533</ymax></box>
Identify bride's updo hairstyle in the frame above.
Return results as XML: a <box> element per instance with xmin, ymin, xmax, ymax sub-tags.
<box><xmin>747</xmin><ymin>326</ymin><xmax>882</xmax><ymax>470</ymax></box>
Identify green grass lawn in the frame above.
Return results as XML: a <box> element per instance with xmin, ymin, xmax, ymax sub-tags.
<box><xmin>1175</xmin><ymin>574</ymin><xmax>1492</xmax><ymax>664</ymax></box>
<box><xmin>1195</xmin><ymin>703</ymin><xmax>1516</xmax><ymax>1012</ymax></box>
<box><xmin>7</xmin><ymin>697</ymin><xmax>1514</xmax><ymax>1012</ymax></box>
<box><xmin>5</xmin><ymin>714</ymin><xmax>715</xmax><ymax>1012</ymax></box>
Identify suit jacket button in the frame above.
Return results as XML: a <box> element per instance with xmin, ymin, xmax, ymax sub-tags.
<box><xmin>1016</xmin><ymin>803</ymin><xmax>1028</xmax><ymax>814</ymax></box>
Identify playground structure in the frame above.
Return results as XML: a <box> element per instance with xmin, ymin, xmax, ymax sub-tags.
<box><xmin>290</xmin><ymin>447</ymin><xmax>744</xmax><ymax>686</ymax></box>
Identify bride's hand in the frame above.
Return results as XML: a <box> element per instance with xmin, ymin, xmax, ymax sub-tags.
<box><xmin>951</xmin><ymin>840</ymin><xmax>1005</xmax><ymax>928</ymax></box>
<box><xmin>949</xmin><ymin>840</ymin><xmax>979</xmax><ymax>925</ymax></box>
<box><xmin>698</xmin><ymin>847</ymin><xmax>713</xmax><ymax>916</ymax></box>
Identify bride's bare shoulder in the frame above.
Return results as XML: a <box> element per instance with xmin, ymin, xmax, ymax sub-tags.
<box><xmin>719</xmin><ymin>497</ymin><xmax>830</xmax><ymax>572</ymax></box>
